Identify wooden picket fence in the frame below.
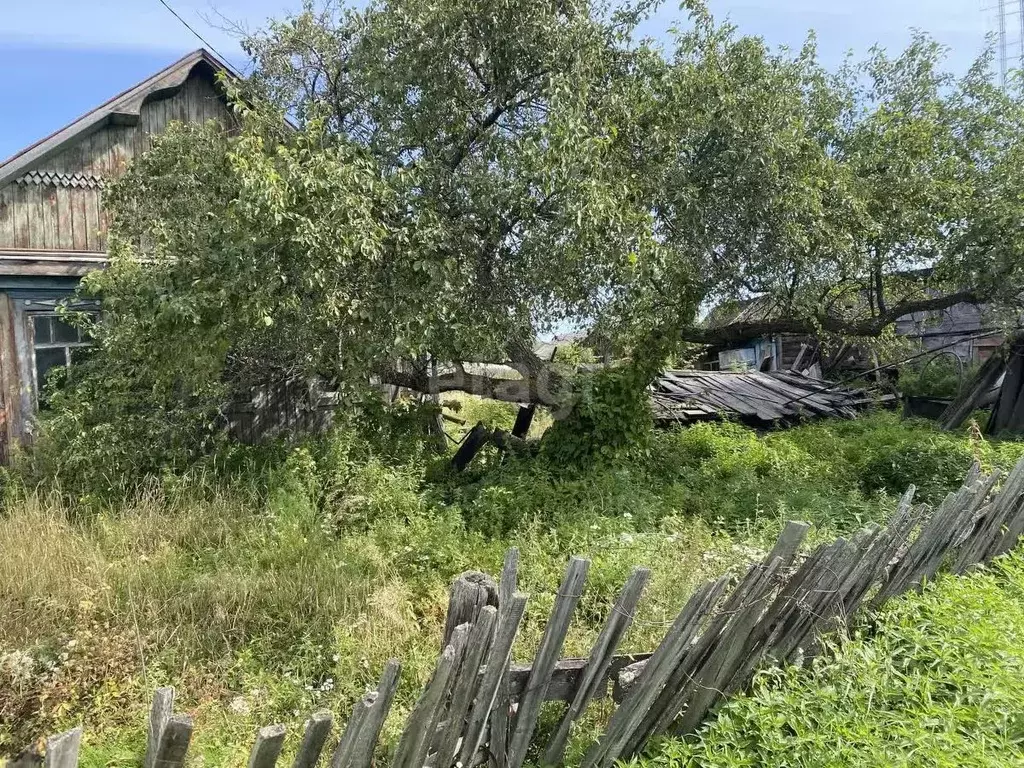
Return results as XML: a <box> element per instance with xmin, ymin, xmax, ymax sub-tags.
<box><xmin>14</xmin><ymin>456</ymin><xmax>1024</xmax><ymax>768</ymax></box>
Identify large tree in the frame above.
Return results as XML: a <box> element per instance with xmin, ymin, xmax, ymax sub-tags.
<box><xmin>75</xmin><ymin>0</ymin><xmax>1024</xmax><ymax>421</ymax></box>
<box><xmin>659</xmin><ymin>32</ymin><xmax>1024</xmax><ymax>349</ymax></box>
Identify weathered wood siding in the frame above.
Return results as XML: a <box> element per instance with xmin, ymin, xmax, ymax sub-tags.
<box><xmin>0</xmin><ymin>72</ymin><xmax>229</xmax><ymax>253</ymax></box>
<box><xmin>895</xmin><ymin>302</ymin><xmax>1002</xmax><ymax>362</ymax></box>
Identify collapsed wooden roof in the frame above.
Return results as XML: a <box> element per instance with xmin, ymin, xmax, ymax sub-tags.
<box><xmin>651</xmin><ymin>369</ymin><xmax>892</xmax><ymax>427</ymax></box>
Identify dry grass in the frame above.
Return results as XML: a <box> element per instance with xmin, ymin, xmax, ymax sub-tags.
<box><xmin>0</xmin><ymin>475</ymin><xmax>758</xmax><ymax>758</ymax></box>
<box><xmin>0</xmin><ymin>494</ymin><xmax>108</xmax><ymax>647</ymax></box>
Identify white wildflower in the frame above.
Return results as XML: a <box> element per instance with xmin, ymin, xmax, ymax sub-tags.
<box><xmin>228</xmin><ymin>696</ymin><xmax>251</xmax><ymax>716</ymax></box>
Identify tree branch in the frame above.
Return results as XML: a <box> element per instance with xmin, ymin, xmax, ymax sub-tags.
<box><xmin>378</xmin><ymin>358</ymin><xmax>569</xmax><ymax>407</ymax></box>
<box><xmin>683</xmin><ymin>290</ymin><xmax>982</xmax><ymax>347</ymax></box>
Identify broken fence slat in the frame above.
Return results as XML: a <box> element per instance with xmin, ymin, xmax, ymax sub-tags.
<box><xmin>144</xmin><ymin>687</ymin><xmax>175</xmax><ymax>768</ymax></box>
<box><xmin>343</xmin><ymin>659</ymin><xmax>402</xmax><ymax>768</ymax></box>
<box><xmin>420</xmin><ymin>625</ymin><xmax>471</xmax><ymax>768</ymax></box>
<box><xmin>675</xmin><ymin>558</ymin><xmax>787</xmax><ymax>737</ymax></box>
<box><xmin>543</xmin><ymin>567</ymin><xmax>651</xmax><ymax>766</ymax></box>
<box><xmin>150</xmin><ymin>715</ymin><xmax>193</xmax><ymax>768</ymax></box>
<box><xmin>616</xmin><ymin>575</ymin><xmax>734</xmax><ymax>760</ymax></box>
<box><xmin>459</xmin><ymin>594</ymin><xmax>528</xmax><ymax>768</ymax></box>
<box><xmin>583</xmin><ymin>576</ymin><xmax>730</xmax><ymax>768</ymax></box>
<box><xmin>291</xmin><ymin>712</ymin><xmax>333</xmax><ymax>768</ymax></box>
<box><xmin>488</xmin><ymin>546</ymin><xmax>523</xmax><ymax>768</ymax></box>
<box><xmin>44</xmin><ymin>727</ymin><xmax>82</xmax><ymax>768</ymax></box>
<box><xmin>434</xmin><ymin>606</ymin><xmax>498</xmax><ymax>768</ymax></box>
<box><xmin>488</xmin><ymin>671</ymin><xmax>511</xmax><ymax>768</ymax></box>
<box><xmin>332</xmin><ymin>694</ymin><xmax>374</xmax><ymax>768</ymax></box>
<box><xmin>248</xmin><ymin>724</ymin><xmax>286</xmax><ymax>768</ymax></box>
<box><xmin>506</xmin><ymin>556</ymin><xmax>590</xmax><ymax>768</ymax></box>
<box><xmin>765</xmin><ymin>520</ymin><xmax>811</xmax><ymax>569</ymax></box>
<box><xmin>392</xmin><ymin>644</ymin><xmax>459</xmax><ymax>768</ymax></box>
<box><xmin>499</xmin><ymin>548</ymin><xmax>520</xmax><ymax>609</ymax></box>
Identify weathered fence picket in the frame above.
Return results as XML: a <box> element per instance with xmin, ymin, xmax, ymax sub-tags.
<box><xmin>291</xmin><ymin>712</ymin><xmax>332</xmax><ymax>768</ymax></box>
<box><xmin>248</xmin><ymin>725</ymin><xmax>286</xmax><ymax>768</ymax></box>
<box><xmin>14</xmin><ymin>456</ymin><xmax>1024</xmax><ymax>768</ymax></box>
<box><xmin>543</xmin><ymin>566</ymin><xmax>650</xmax><ymax>766</ymax></box>
<box><xmin>507</xmin><ymin>556</ymin><xmax>589</xmax><ymax>768</ymax></box>
<box><xmin>43</xmin><ymin>728</ymin><xmax>81</xmax><ymax>768</ymax></box>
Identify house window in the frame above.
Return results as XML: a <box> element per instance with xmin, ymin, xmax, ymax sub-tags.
<box><xmin>31</xmin><ymin>314</ymin><xmax>93</xmax><ymax>402</ymax></box>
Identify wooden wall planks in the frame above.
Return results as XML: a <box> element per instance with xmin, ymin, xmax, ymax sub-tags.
<box><xmin>0</xmin><ymin>185</ymin><xmax>15</xmax><ymax>247</ymax></box>
<box><xmin>0</xmin><ymin>70</ymin><xmax>232</xmax><ymax>254</ymax></box>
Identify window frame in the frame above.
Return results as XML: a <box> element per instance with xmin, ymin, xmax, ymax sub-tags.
<box><xmin>29</xmin><ymin>312</ymin><xmax>94</xmax><ymax>407</ymax></box>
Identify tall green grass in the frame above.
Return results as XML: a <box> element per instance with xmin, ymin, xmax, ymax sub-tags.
<box><xmin>630</xmin><ymin>551</ymin><xmax>1024</xmax><ymax>768</ymax></box>
<box><xmin>0</xmin><ymin>409</ymin><xmax>1020</xmax><ymax>761</ymax></box>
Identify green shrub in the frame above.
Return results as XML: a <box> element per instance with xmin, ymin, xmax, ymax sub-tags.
<box><xmin>899</xmin><ymin>355</ymin><xmax>978</xmax><ymax>400</ymax></box>
<box><xmin>855</xmin><ymin>434</ymin><xmax>978</xmax><ymax>503</ymax></box>
<box><xmin>541</xmin><ymin>364</ymin><xmax>655</xmax><ymax>466</ymax></box>
<box><xmin>630</xmin><ymin>551</ymin><xmax>1024</xmax><ymax>768</ymax></box>
<box><xmin>23</xmin><ymin>358</ymin><xmax>227</xmax><ymax>503</ymax></box>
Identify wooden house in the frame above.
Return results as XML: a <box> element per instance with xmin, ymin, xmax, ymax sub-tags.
<box><xmin>0</xmin><ymin>49</ymin><xmax>236</xmax><ymax>459</ymax></box>
<box><xmin>701</xmin><ymin>293</ymin><xmax>1003</xmax><ymax>374</ymax></box>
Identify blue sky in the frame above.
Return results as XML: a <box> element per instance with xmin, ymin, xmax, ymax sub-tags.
<box><xmin>0</xmin><ymin>0</ymin><xmax>993</xmax><ymax>162</ymax></box>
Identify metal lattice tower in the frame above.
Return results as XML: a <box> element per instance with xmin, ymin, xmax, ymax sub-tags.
<box><xmin>989</xmin><ymin>0</ymin><xmax>1024</xmax><ymax>85</ymax></box>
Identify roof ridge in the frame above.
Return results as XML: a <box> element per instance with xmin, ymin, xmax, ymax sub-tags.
<box><xmin>0</xmin><ymin>48</ymin><xmax>240</xmax><ymax>189</ymax></box>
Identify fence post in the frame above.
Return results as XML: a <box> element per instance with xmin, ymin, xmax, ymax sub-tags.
<box><xmin>43</xmin><ymin>727</ymin><xmax>82</xmax><ymax>768</ymax></box>
<box><xmin>443</xmin><ymin>571</ymin><xmax>498</xmax><ymax>648</ymax></box>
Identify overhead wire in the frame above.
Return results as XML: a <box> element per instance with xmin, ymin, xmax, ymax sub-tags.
<box><xmin>155</xmin><ymin>0</ymin><xmax>232</xmax><ymax>64</ymax></box>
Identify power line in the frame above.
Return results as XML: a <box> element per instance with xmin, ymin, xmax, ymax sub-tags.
<box><xmin>985</xmin><ymin>0</ymin><xmax>1024</xmax><ymax>86</ymax></box>
<box><xmin>155</xmin><ymin>0</ymin><xmax>230</xmax><ymax>63</ymax></box>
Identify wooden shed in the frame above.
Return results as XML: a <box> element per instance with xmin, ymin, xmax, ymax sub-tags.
<box><xmin>0</xmin><ymin>49</ymin><xmax>236</xmax><ymax>460</ymax></box>
<box><xmin>701</xmin><ymin>292</ymin><xmax>1002</xmax><ymax>374</ymax></box>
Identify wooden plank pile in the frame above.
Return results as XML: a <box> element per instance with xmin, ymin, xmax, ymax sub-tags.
<box><xmin>12</xmin><ymin>457</ymin><xmax>1024</xmax><ymax>768</ymax></box>
<box><xmin>651</xmin><ymin>369</ymin><xmax>894</xmax><ymax>427</ymax></box>
<box><xmin>941</xmin><ymin>335</ymin><xmax>1024</xmax><ymax>436</ymax></box>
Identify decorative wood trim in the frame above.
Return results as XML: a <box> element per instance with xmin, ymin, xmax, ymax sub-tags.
<box><xmin>16</xmin><ymin>170</ymin><xmax>105</xmax><ymax>189</ymax></box>
<box><xmin>0</xmin><ymin>49</ymin><xmax>238</xmax><ymax>189</ymax></box>
<box><xmin>0</xmin><ymin>251</ymin><xmax>107</xmax><ymax>277</ymax></box>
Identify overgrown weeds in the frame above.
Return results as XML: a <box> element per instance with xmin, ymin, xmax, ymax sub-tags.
<box><xmin>630</xmin><ymin>551</ymin><xmax>1024</xmax><ymax>767</ymax></box>
<box><xmin>1</xmin><ymin>407</ymin><xmax>1021</xmax><ymax>759</ymax></box>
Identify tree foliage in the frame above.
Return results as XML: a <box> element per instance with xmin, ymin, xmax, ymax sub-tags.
<box><xmin>669</xmin><ymin>31</ymin><xmax>1024</xmax><ymax>347</ymax></box>
<box><xmin>39</xmin><ymin>0</ymin><xmax>1024</xmax><ymax>475</ymax></box>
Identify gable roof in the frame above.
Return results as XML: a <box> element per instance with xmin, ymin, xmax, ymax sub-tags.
<box><xmin>0</xmin><ymin>48</ymin><xmax>238</xmax><ymax>189</ymax></box>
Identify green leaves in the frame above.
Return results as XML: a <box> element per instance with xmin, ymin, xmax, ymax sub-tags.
<box><xmin>41</xmin><ymin>0</ymin><xmax>1024</xmax><ymax>483</ymax></box>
